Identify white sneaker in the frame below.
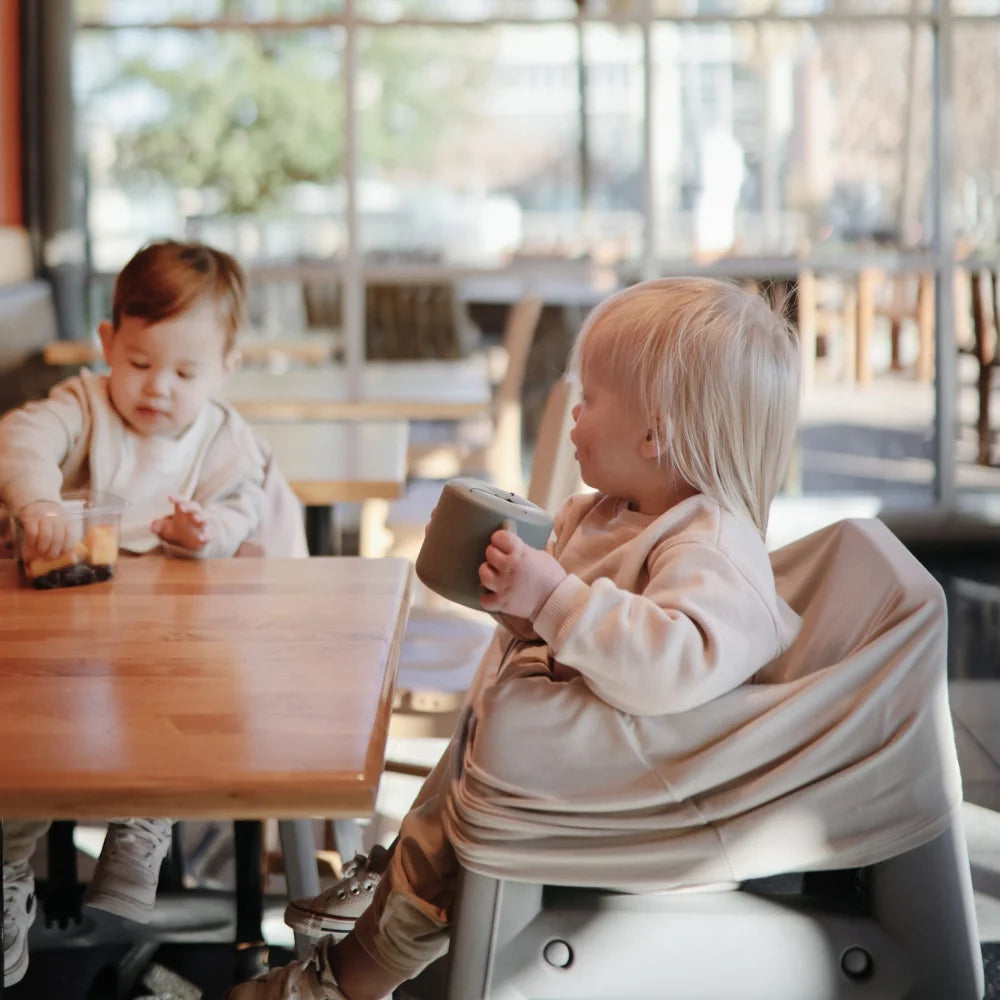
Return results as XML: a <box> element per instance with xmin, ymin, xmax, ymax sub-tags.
<box><xmin>83</xmin><ymin>818</ymin><xmax>173</xmax><ymax>922</ymax></box>
<box><xmin>224</xmin><ymin>940</ymin><xmax>347</xmax><ymax>999</ymax></box>
<box><xmin>3</xmin><ymin>860</ymin><xmax>37</xmax><ymax>987</ymax></box>
<box><xmin>284</xmin><ymin>845</ymin><xmax>389</xmax><ymax>939</ymax></box>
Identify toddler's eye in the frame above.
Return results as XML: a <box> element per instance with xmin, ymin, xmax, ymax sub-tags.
<box><xmin>177</xmin><ymin>370</ymin><xmax>196</xmax><ymax>380</ymax></box>
<box><xmin>130</xmin><ymin>361</ymin><xmax>150</xmax><ymax>371</ymax></box>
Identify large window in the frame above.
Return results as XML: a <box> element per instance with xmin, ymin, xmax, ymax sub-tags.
<box><xmin>71</xmin><ymin>1</ymin><xmax>1000</xmax><ymax>516</ymax></box>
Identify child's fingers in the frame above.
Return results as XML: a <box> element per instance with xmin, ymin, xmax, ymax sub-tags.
<box><xmin>152</xmin><ymin>517</ymin><xmax>177</xmax><ymax>544</ymax></box>
<box><xmin>478</xmin><ymin>560</ymin><xmax>503</xmax><ymax>593</ymax></box>
<box><xmin>170</xmin><ymin>496</ymin><xmax>198</xmax><ymax>514</ymax></box>
<box><xmin>484</xmin><ymin>543</ymin><xmax>514</xmax><ymax>578</ymax></box>
<box><xmin>36</xmin><ymin>517</ymin><xmax>70</xmax><ymax>559</ymax></box>
<box><xmin>21</xmin><ymin>517</ymin><xmax>40</xmax><ymax>547</ymax></box>
<box><xmin>31</xmin><ymin>519</ymin><xmax>53</xmax><ymax>557</ymax></box>
<box><xmin>490</xmin><ymin>528</ymin><xmax>523</xmax><ymax>555</ymax></box>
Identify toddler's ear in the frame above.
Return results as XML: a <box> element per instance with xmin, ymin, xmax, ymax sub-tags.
<box><xmin>97</xmin><ymin>320</ymin><xmax>115</xmax><ymax>366</ymax></box>
<box><xmin>640</xmin><ymin>417</ymin><xmax>667</xmax><ymax>461</ymax></box>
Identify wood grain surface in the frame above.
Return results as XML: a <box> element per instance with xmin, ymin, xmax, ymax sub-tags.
<box><xmin>0</xmin><ymin>556</ymin><xmax>412</xmax><ymax>820</ymax></box>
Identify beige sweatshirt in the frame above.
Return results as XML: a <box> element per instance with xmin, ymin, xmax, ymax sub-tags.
<box><xmin>534</xmin><ymin>492</ymin><xmax>801</xmax><ymax>716</ymax></box>
<box><xmin>0</xmin><ymin>370</ymin><xmax>266</xmax><ymax>557</ymax></box>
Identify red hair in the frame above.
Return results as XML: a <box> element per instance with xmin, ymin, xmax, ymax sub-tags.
<box><xmin>112</xmin><ymin>239</ymin><xmax>246</xmax><ymax>352</ymax></box>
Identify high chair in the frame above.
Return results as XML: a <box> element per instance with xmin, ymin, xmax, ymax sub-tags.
<box><xmin>428</xmin><ymin>518</ymin><xmax>982</xmax><ymax>1000</ymax></box>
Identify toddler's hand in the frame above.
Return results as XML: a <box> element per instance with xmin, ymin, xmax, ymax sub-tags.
<box><xmin>152</xmin><ymin>496</ymin><xmax>210</xmax><ymax>553</ymax></box>
<box><xmin>479</xmin><ymin>526</ymin><xmax>566</xmax><ymax>620</ymax></box>
<box><xmin>18</xmin><ymin>500</ymin><xmax>75</xmax><ymax>560</ymax></box>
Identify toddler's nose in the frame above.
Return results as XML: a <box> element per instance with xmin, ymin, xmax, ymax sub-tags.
<box><xmin>144</xmin><ymin>370</ymin><xmax>171</xmax><ymax>397</ymax></box>
<box><xmin>571</xmin><ymin>403</ymin><xmax>581</xmax><ymax>421</ymax></box>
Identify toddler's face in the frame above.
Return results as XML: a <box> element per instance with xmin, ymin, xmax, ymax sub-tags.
<box><xmin>99</xmin><ymin>298</ymin><xmax>237</xmax><ymax>438</ymax></box>
<box><xmin>570</xmin><ymin>367</ymin><xmax>652</xmax><ymax>504</ymax></box>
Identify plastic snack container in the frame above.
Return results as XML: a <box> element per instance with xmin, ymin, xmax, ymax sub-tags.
<box><xmin>10</xmin><ymin>490</ymin><xmax>129</xmax><ymax>589</ymax></box>
<box><xmin>415</xmin><ymin>477</ymin><xmax>553</xmax><ymax>610</ymax></box>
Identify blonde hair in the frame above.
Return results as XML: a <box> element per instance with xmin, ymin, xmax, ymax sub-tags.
<box><xmin>570</xmin><ymin>277</ymin><xmax>800</xmax><ymax>537</ymax></box>
<box><xmin>112</xmin><ymin>239</ymin><xmax>247</xmax><ymax>353</ymax></box>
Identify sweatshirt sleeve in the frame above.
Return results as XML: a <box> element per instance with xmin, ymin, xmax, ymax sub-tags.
<box><xmin>0</xmin><ymin>379</ymin><xmax>89</xmax><ymax>512</ymax></box>
<box><xmin>196</xmin><ymin>484</ymin><xmax>268</xmax><ymax>558</ymax></box>
<box><xmin>174</xmin><ymin>407</ymin><xmax>267</xmax><ymax>559</ymax></box>
<box><xmin>531</xmin><ymin>538</ymin><xmax>786</xmax><ymax>716</ymax></box>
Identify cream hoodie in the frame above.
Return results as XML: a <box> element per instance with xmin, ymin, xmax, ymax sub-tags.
<box><xmin>534</xmin><ymin>492</ymin><xmax>801</xmax><ymax>715</ymax></box>
<box><xmin>0</xmin><ymin>370</ymin><xmax>266</xmax><ymax>557</ymax></box>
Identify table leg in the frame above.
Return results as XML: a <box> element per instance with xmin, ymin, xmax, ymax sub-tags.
<box><xmin>841</xmin><ymin>287</ymin><xmax>858</xmax><ymax>384</ymax></box>
<box><xmin>233</xmin><ymin>820</ymin><xmax>266</xmax><ymax>973</ymax></box>
<box><xmin>359</xmin><ymin>499</ymin><xmax>392</xmax><ymax>559</ymax></box>
<box><xmin>915</xmin><ymin>272</ymin><xmax>935</xmax><ymax>383</ymax></box>
<box><xmin>277</xmin><ymin>820</ymin><xmax>322</xmax><ymax>960</ymax></box>
<box><xmin>305</xmin><ymin>506</ymin><xmax>333</xmax><ymax>556</ymax></box>
<box><xmin>856</xmin><ymin>268</ymin><xmax>879</xmax><ymax>385</ymax></box>
<box><xmin>45</xmin><ymin>820</ymin><xmax>82</xmax><ymax>928</ymax></box>
<box><xmin>795</xmin><ymin>269</ymin><xmax>817</xmax><ymax>393</ymax></box>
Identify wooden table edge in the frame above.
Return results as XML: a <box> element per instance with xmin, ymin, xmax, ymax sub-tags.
<box><xmin>234</xmin><ymin>400</ymin><xmax>489</xmax><ymax>422</ymax></box>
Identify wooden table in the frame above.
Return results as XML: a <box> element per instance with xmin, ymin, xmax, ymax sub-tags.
<box><xmin>43</xmin><ymin>333</ymin><xmax>338</xmax><ymax>368</ymax></box>
<box><xmin>0</xmin><ymin>555</ymin><xmax>412</xmax><ymax>986</ymax></box>
<box><xmin>251</xmin><ymin>420</ymin><xmax>408</xmax><ymax>507</ymax></box>
<box><xmin>227</xmin><ymin>358</ymin><xmax>491</xmax><ymax>422</ymax></box>
<box><xmin>251</xmin><ymin>419</ymin><xmax>410</xmax><ymax>556</ymax></box>
<box><xmin>0</xmin><ymin>555</ymin><xmax>412</xmax><ymax>820</ymax></box>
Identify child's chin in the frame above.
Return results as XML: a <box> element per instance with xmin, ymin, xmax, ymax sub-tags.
<box><xmin>131</xmin><ymin>412</ymin><xmax>179</xmax><ymax>436</ymax></box>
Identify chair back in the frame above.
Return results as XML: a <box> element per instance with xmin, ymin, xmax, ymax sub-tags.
<box><xmin>525</xmin><ymin>376</ymin><xmax>585</xmax><ymax>514</ymax></box>
<box><xmin>484</xmin><ymin>296</ymin><xmax>543</xmax><ymax>492</ymax></box>
<box><xmin>762</xmin><ymin>517</ymin><xmax>943</xmax><ymax>685</ymax></box>
<box><xmin>365</xmin><ymin>281</ymin><xmax>477</xmax><ymax>360</ymax></box>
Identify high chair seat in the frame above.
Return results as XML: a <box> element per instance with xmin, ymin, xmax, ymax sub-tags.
<box><xmin>426</xmin><ymin>518</ymin><xmax>981</xmax><ymax>999</ymax></box>
<box><xmin>441</xmin><ymin>811</ymin><xmax>979</xmax><ymax>1000</ymax></box>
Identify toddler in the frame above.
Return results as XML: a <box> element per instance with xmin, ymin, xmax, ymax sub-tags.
<box><xmin>229</xmin><ymin>277</ymin><xmax>803</xmax><ymax>1000</ymax></box>
<box><xmin>0</xmin><ymin>238</ymin><xmax>270</xmax><ymax>987</ymax></box>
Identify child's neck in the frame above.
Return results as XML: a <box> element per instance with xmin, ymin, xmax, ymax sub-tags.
<box><xmin>625</xmin><ymin>479</ymin><xmax>699</xmax><ymax>517</ymax></box>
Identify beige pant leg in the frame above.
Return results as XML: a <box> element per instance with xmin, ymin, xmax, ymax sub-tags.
<box><xmin>4</xmin><ymin>820</ymin><xmax>51</xmax><ymax>865</ymax></box>
<box><xmin>352</xmin><ymin>737</ymin><xmax>460</xmax><ymax>981</ymax></box>
<box><xmin>350</xmin><ymin>633</ymin><xmax>521</xmax><ymax>980</ymax></box>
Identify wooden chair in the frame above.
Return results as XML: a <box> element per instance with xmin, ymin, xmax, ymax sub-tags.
<box><xmin>365</xmin><ymin>281</ymin><xmax>479</xmax><ymax>361</ymax></box>
<box><xmin>870</xmin><ymin>270</ymin><xmax>935</xmax><ymax>384</ymax></box>
<box><xmin>406</xmin><ymin>295</ymin><xmax>543</xmax><ymax>494</ymax></box>
<box><xmin>963</xmin><ymin>269</ymin><xmax>998</xmax><ymax>465</ymax></box>
<box><xmin>378</xmin><ymin>297</ymin><xmax>543</xmax><ymax>560</ymax></box>
<box><xmin>795</xmin><ymin>270</ymin><xmax>858</xmax><ymax>388</ymax></box>
<box><xmin>387</xmin><ymin>376</ymin><xmax>583</xmax><ymax>748</ymax></box>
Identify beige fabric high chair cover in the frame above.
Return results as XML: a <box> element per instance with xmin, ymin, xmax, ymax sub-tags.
<box><xmin>426</xmin><ymin>517</ymin><xmax>980</xmax><ymax>999</ymax></box>
<box><xmin>442</xmin><ymin>517</ymin><xmax>962</xmax><ymax>889</ymax></box>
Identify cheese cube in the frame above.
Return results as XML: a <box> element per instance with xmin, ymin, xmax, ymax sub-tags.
<box><xmin>27</xmin><ymin>540</ymin><xmax>87</xmax><ymax>579</ymax></box>
<box><xmin>85</xmin><ymin>524</ymin><xmax>119</xmax><ymax>566</ymax></box>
